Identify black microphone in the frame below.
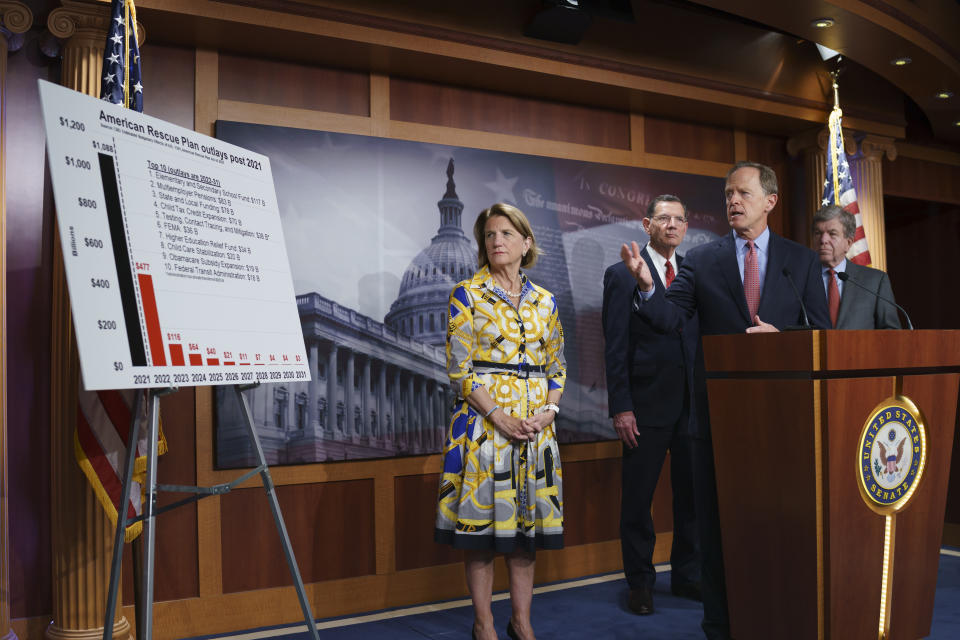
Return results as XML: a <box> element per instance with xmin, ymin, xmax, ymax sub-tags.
<box><xmin>781</xmin><ymin>267</ymin><xmax>813</xmax><ymax>330</ymax></box>
<box><xmin>837</xmin><ymin>271</ymin><xmax>914</xmax><ymax>330</ymax></box>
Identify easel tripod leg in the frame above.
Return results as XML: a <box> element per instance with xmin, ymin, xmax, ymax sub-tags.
<box><xmin>233</xmin><ymin>385</ymin><xmax>320</xmax><ymax>640</ymax></box>
<box><xmin>139</xmin><ymin>391</ymin><xmax>163</xmax><ymax>640</ymax></box>
<box><xmin>103</xmin><ymin>390</ymin><xmax>144</xmax><ymax>640</ymax></box>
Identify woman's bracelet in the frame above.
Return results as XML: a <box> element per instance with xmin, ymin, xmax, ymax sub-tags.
<box><xmin>536</xmin><ymin>403</ymin><xmax>560</xmax><ymax>416</ymax></box>
<box><xmin>484</xmin><ymin>405</ymin><xmax>500</xmax><ymax>418</ymax></box>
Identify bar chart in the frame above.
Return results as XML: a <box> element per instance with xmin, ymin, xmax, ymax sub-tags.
<box><xmin>39</xmin><ymin>81</ymin><xmax>310</xmax><ymax>390</ymax></box>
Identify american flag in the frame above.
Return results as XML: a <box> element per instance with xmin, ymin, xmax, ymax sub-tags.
<box><xmin>100</xmin><ymin>0</ymin><xmax>143</xmax><ymax>111</ymax></box>
<box><xmin>75</xmin><ymin>0</ymin><xmax>163</xmax><ymax>542</ymax></box>
<box><xmin>821</xmin><ymin>105</ymin><xmax>871</xmax><ymax>265</ymax></box>
<box><xmin>76</xmin><ymin>389</ymin><xmax>166</xmax><ymax>542</ymax></box>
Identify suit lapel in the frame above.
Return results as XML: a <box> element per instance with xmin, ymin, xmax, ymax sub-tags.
<box><xmin>759</xmin><ymin>232</ymin><xmax>785</xmax><ymax>319</ymax></box>
<box><xmin>642</xmin><ymin>246</ymin><xmax>666</xmax><ymax>291</ymax></box>
<box><xmin>836</xmin><ymin>263</ymin><xmax>859</xmax><ymax>328</ymax></box>
<box><xmin>717</xmin><ymin>233</ymin><xmax>751</xmax><ymax>324</ymax></box>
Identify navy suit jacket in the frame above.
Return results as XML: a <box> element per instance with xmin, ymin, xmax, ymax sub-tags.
<box><xmin>636</xmin><ymin>230</ymin><xmax>830</xmax><ymax>436</ymax></box>
<box><xmin>602</xmin><ymin>247</ymin><xmax>698</xmax><ymax>429</ymax></box>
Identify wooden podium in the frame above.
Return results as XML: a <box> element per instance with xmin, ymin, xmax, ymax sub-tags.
<box><xmin>702</xmin><ymin>330</ymin><xmax>960</xmax><ymax>640</ymax></box>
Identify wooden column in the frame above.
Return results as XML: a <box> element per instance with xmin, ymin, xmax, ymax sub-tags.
<box><xmin>1</xmin><ymin>6</ymin><xmax>34</xmax><ymax>639</ymax></box>
<box><xmin>787</xmin><ymin>125</ymin><xmax>856</xmax><ymax>244</ymax></box>
<box><xmin>851</xmin><ymin>135</ymin><xmax>897</xmax><ymax>272</ymax></box>
<box><xmin>44</xmin><ymin>2</ymin><xmax>141</xmax><ymax>639</ymax></box>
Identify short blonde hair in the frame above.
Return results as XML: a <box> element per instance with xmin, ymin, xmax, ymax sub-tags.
<box><xmin>473</xmin><ymin>203</ymin><xmax>542</xmax><ymax>269</ymax></box>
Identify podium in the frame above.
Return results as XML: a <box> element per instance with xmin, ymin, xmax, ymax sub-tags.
<box><xmin>702</xmin><ymin>330</ymin><xmax>960</xmax><ymax>640</ymax></box>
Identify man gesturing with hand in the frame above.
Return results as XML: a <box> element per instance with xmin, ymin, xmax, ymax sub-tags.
<box><xmin>622</xmin><ymin>162</ymin><xmax>829</xmax><ymax>640</ymax></box>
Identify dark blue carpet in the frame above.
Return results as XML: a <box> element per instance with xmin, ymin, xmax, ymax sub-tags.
<box><xmin>187</xmin><ymin>549</ymin><xmax>960</xmax><ymax>639</ymax></box>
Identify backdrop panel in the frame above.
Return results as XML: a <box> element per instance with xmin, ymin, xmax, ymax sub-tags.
<box><xmin>213</xmin><ymin>123</ymin><xmax>726</xmax><ymax>465</ymax></box>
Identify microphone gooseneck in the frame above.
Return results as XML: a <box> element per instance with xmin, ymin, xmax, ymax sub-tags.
<box><xmin>781</xmin><ymin>267</ymin><xmax>812</xmax><ymax>329</ymax></box>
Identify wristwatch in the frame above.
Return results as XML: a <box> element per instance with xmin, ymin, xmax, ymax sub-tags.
<box><xmin>538</xmin><ymin>403</ymin><xmax>560</xmax><ymax>416</ymax></box>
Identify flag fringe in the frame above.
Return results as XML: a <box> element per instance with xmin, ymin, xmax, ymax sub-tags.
<box><xmin>74</xmin><ymin>430</ymin><xmax>143</xmax><ymax>544</ymax></box>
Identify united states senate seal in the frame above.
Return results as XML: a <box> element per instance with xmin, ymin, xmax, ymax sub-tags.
<box><xmin>856</xmin><ymin>395</ymin><xmax>927</xmax><ymax>515</ymax></box>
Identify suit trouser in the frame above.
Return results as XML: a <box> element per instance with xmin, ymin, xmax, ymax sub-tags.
<box><xmin>692</xmin><ymin>436</ymin><xmax>731</xmax><ymax>639</ymax></box>
<box><xmin>620</xmin><ymin>420</ymin><xmax>699</xmax><ymax>590</ymax></box>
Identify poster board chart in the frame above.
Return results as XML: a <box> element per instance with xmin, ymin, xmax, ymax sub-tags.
<box><xmin>38</xmin><ymin>80</ymin><xmax>318</xmax><ymax>639</ymax></box>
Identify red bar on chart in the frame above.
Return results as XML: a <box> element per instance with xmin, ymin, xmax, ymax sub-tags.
<box><xmin>207</xmin><ymin>358</ymin><xmax>220</xmax><ymax>366</ymax></box>
<box><xmin>137</xmin><ymin>273</ymin><xmax>166</xmax><ymax>366</ymax></box>
<box><xmin>188</xmin><ymin>353</ymin><xmax>203</xmax><ymax>366</ymax></box>
<box><xmin>223</xmin><ymin>361</ymin><xmax>235</xmax><ymax>366</ymax></box>
<box><xmin>169</xmin><ymin>344</ymin><xmax>186</xmax><ymax>366</ymax></box>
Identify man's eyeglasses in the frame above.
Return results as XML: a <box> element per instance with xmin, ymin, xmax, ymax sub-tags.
<box><xmin>650</xmin><ymin>215</ymin><xmax>688</xmax><ymax>225</ymax></box>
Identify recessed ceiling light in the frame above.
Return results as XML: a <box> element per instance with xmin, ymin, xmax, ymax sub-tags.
<box><xmin>935</xmin><ymin>90</ymin><xmax>954</xmax><ymax>99</ymax></box>
<box><xmin>891</xmin><ymin>57</ymin><xmax>912</xmax><ymax>66</ymax></box>
<box><xmin>812</xmin><ymin>18</ymin><xmax>835</xmax><ymax>29</ymax></box>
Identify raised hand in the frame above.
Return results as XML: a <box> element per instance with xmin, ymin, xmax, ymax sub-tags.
<box><xmin>620</xmin><ymin>241</ymin><xmax>654</xmax><ymax>292</ymax></box>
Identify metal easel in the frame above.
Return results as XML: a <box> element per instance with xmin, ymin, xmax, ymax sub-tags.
<box><xmin>102</xmin><ymin>383</ymin><xmax>320</xmax><ymax>640</ymax></box>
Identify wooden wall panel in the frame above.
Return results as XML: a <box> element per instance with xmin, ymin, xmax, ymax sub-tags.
<box><xmin>121</xmin><ymin>390</ymin><xmax>201</xmax><ymax>602</ymax></box>
<box><xmin>394</xmin><ymin>474</ymin><xmax>462</xmax><ymax>572</ymax></box>
<box><xmin>884</xmin><ymin>195</ymin><xmax>960</xmax><ymax>331</ymax></box>
<box><xmin>883</xmin><ymin>156</ymin><xmax>960</xmax><ymax>205</ymax></box>
<box><xmin>643</xmin><ymin>116</ymin><xmax>735</xmax><ymax>164</ymax></box>
<box><xmin>390</xmin><ymin>77</ymin><xmax>630</xmax><ymax>149</ymax></box>
<box><xmin>561</xmin><ymin>458</ymin><xmax>621</xmax><ymax>547</ymax></box>
<box><xmin>219</xmin><ymin>54</ymin><xmax>370</xmax><ymax>115</ymax></box>
<box><xmin>220</xmin><ymin>480</ymin><xmax>376</xmax><ymax>593</ymax></box>
<box><xmin>141</xmin><ymin>44</ymin><xmax>195</xmax><ymax>129</ymax></box>
<box><xmin>746</xmin><ymin>132</ymin><xmax>793</xmax><ymax>240</ymax></box>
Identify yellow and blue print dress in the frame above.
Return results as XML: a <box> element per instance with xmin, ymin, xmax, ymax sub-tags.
<box><xmin>434</xmin><ymin>265</ymin><xmax>566</xmax><ymax>551</ymax></box>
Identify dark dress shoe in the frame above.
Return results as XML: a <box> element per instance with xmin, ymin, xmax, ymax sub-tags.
<box><xmin>628</xmin><ymin>586</ymin><xmax>654</xmax><ymax>615</ymax></box>
<box><xmin>671</xmin><ymin>581</ymin><xmax>703</xmax><ymax>602</ymax></box>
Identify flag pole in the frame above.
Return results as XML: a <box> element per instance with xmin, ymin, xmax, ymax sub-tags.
<box><xmin>831</xmin><ymin>72</ymin><xmax>840</xmax><ymax>110</ymax></box>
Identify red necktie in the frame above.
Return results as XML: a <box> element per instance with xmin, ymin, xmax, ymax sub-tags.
<box><xmin>664</xmin><ymin>260</ymin><xmax>675</xmax><ymax>289</ymax></box>
<box><xmin>744</xmin><ymin>240</ymin><xmax>760</xmax><ymax>319</ymax></box>
<box><xmin>828</xmin><ymin>268</ymin><xmax>840</xmax><ymax>328</ymax></box>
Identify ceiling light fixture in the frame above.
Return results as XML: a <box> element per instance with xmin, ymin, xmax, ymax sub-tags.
<box><xmin>935</xmin><ymin>90</ymin><xmax>953</xmax><ymax>99</ymax></box>
<box><xmin>891</xmin><ymin>57</ymin><xmax>912</xmax><ymax>66</ymax></box>
<box><xmin>812</xmin><ymin>18</ymin><xmax>835</xmax><ymax>29</ymax></box>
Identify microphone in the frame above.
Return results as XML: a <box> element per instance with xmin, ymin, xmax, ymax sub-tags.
<box><xmin>781</xmin><ymin>267</ymin><xmax>813</xmax><ymax>330</ymax></box>
<box><xmin>837</xmin><ymin>271</ymin><xmax>914</xmax><ymax>330</ymax></box>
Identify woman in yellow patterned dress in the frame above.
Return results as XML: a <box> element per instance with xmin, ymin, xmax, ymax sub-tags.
<box><xmin>435</xmin><ymin>203</ymin><xmax>565</xmax><ymax>640</ymax></box>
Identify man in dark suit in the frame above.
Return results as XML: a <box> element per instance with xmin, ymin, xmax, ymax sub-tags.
<box><xmin>602</xmin><ymin>195</ymin><xmax>700</xmax><ymax>617</ymax></box>
<box><xmin>621</xmin><ymin>161</ymin><xmax>830</xmax><ymax>640</ymax></box>
<box><xmin>813</xmin><ymin>204</ymin><xmax>901</xmax><ymax>329</ymax></box>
